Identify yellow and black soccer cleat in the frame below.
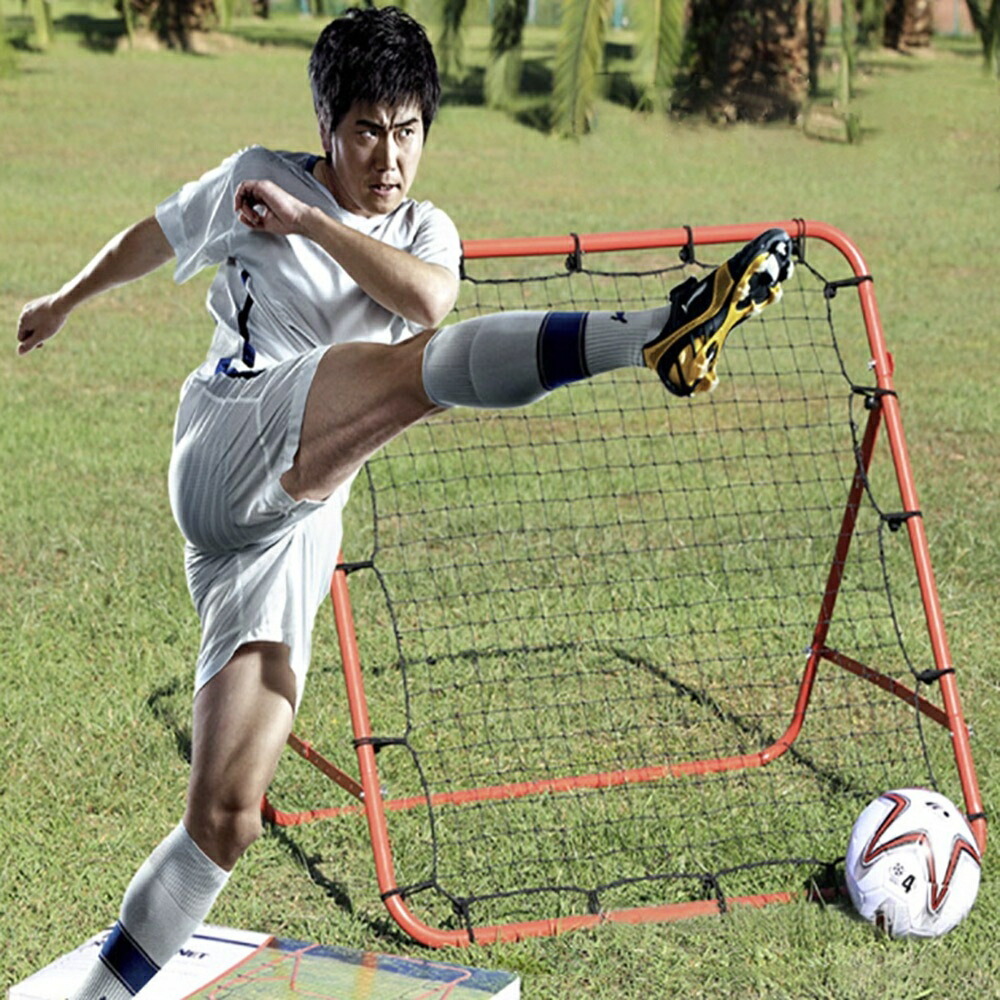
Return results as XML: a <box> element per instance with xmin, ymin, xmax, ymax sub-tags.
<box><xmin>644</xmin><ymin>229</ymin><xmax>794</xmax><ymax>396</ymax></box>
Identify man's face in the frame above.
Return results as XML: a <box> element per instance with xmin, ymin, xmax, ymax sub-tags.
<box><xmin>323</xmin><ymin>101</ymin><xmax>425</xmax><ymax>218</ymax></box>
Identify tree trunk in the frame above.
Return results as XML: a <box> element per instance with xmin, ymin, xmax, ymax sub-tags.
<box><xmin>485</xmin><ymin>0</ymin><xmax>528</xmax><ymax>109</ymax></box>
<box><xmin>884</xmin><ymin>0</ymin><xmax>934</xmax><ymax>50</ymax></box>
<box><xmin>684</xmin><ymin>0</ymin><xmax>810</xmax><ymax>123</ymax></box>
<box><xmin>123</xmin><ymin>0</ymin><xmax>218</xmax><ymax>50</ymax></box>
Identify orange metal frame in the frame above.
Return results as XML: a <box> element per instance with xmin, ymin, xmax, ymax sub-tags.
<box><xmin>261</xmin><ymin>221</ymin><xmax>986</xmax><ymax>946</ymax></box>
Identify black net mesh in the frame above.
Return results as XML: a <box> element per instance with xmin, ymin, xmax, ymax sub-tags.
<box><xmin>289</xmin><ymin>238</ymin><xmax>961</xmax><ymax>936</ymax></box>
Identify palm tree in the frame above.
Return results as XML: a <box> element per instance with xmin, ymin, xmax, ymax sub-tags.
<box><xmin>438</xmin><ymin>0</ymin><xmax>686</xmax><ymax>135</ymax></box>
<box><xmin>680</xmin><ymin>1</ymin><xmax>811</xmax><ymax>123</ymax></box>
<box><xmin>439</xmin><ymin>0</ymin><xmax>815</xmax><ymax>133</ymax></box>
<box><xmin>1</xmin><ymin>5</ymin><xmax>17</xmax><ymax>77</ymax></box>
<box><xmin>29</xmin><ymin>0</ymin><xmax>53</xmax><ymax>49</ymax></box>
<box><xmin>551</xmin><ymin>0</ymin><xmax>611</xmax><ymax>134</ymax></box>
<box><xmin>485</xmin><ymin>0</ymin><xmax>529</xmax><ymax>109</ymax></box>
<box><xmin>552</xmin><ymin>0</ymin><xmax>686</xmax><ymax>133</ymax></box>
<box><xmin>964</xmin><ymin>0</ymin><xmax>1000</xmax><ymax>74</ymax></box>
<box><xmin>120</xmin><ymin>0</ymin><xmax>218</xmax><ymax>50</ymax></box>
<box><xmin>438</xmin><ymin>0</ymin><xmax>529</xmax><ymax>110</ymax></box>
<box><xmin>856</xmin><ymin>0</ymin><xmax>886</xmax><ymax>46</ymax></box>
<box><xmin>438</xmin><ymin>0</ymin><xmax>469</xmax><ymax>81</ymax></box>
<box><xmin>883</xmin><ymin>0</ymin><xmax>933</xmax><ymax>50</ymax></box>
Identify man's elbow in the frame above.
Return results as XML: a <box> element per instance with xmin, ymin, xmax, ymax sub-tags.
<box><xmin>411</xmin><ymin>274</ymin><xmax>459</xmax><ymax>331</ymax></box>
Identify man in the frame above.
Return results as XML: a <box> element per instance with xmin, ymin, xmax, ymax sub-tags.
<box><xmin>15</xmin><ymin>7</ymin><xmax>792</xmax><ymax>998</ymax></box>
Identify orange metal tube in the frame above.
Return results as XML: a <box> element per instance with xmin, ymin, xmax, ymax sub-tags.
<box><xmin>818</xmin><ymin>647</ymin><xmax>949</xmax><ymax>727</ymax></box>
<box><xmin>330</xmin><ymin>561</ymin><xmax>408</xmax><ymax>907</ymax></box>
<box><xmin>460</xmin><ymin>221</ymin><xmax>812</xmax><ymax>262</ymax></box>
<box><xmin>805</xmin><ymin>222</ymin><xmax>986</xmax><ymax>853</ymax></box>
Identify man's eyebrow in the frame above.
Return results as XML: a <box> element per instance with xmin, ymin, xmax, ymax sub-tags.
<box><xmin>354</xmin><ymin>116</ymin><xmax>420</xmax><ymax>131</ymax></box>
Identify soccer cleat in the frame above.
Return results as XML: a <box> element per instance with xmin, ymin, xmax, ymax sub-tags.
<box><xmin>643</xmin><ymin>229</ymin><xmax>794</xmax><ymax>396</ymax></box>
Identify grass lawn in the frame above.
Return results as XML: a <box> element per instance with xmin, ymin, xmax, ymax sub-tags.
<box><xmin>1</xmin><ymin>6</ymin><xmax>998</xmax><ymax>998</ymax></box>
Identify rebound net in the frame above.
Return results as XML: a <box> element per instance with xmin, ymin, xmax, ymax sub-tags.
<box><xmin>264</xmin><ymin>221</ymin><xmax>985</xmax><ymax>946</ymax></box>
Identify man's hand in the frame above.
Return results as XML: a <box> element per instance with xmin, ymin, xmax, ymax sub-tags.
<box><xmin>14</xmin><ymin>215</ymin><xmax>173</xmax><ymax>357</ymax></box>
<box><xmin>235</xmin><ymin>179</ymin><xmax>313</xmax><ymax>237</ymax></box>
<box><xmin>16</xmin><ymin>295</ymin><xmax>69</xmax><ymax>355</ymax></box>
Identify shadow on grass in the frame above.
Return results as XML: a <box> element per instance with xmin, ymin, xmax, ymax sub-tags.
<box><xmin>146</xmin><ymin>676</ymin><xmax>192</xmax><ymax>764</ymax></box>
<box><xmin>614</xmin><ymin>648</ymin><xmax>875</xmax><ymax>805</ymax></box>
<box><xmin>520</xmin><ymin>56</ymin><xmax>554</xmax><ymax>97</ymax></box>
<box><xmin>264</xmin><ymin>823</ymin><xmax>359</xmax><ymax>916</ymax></box>
<box><xmin>4</xmin><ymin>14</ymin><xmax>37</xmax><ymax>52</ymax></box>
<box><xmin>441</xmin><ymin>58</ymin><xmax>556</xmax><ymax>131</ymax></box>
<box><xmin>55</xmin><ymin>13</ymin><xmax>127</xmax><ymax>53</ymax></box>
<box><xmin>225</xmin><ymin>25</ymin><xmax>320</xmax><ymax>50</ymax></box>
<box><xmin>441</xmin><ymin>68</ymin><xmax>486</xmax><ymax>108</ymax></box>
<box><xmin>514</xmin><ymin>102</ymin><xmax>552</xmax><ymax>131</ymax></box>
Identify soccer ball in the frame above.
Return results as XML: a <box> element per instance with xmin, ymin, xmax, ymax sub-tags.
<box><xmin>845</xmin><ymin>788</ymin><xmax>982</xmax><ymax>938</ymax></box>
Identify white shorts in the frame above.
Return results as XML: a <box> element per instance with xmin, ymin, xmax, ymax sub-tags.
<box><xmin>169</xmin><ymin>347</ymin><xmax>354</xmax><ymax>703</ymax></box>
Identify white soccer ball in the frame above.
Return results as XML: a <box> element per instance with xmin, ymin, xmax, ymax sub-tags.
<box><xmin>845</xmin><ymin>788</ymin><xmax>982</xmax><ymax>939</ymax></box>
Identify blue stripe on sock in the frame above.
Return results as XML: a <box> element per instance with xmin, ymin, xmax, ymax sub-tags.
<box><xmin>537</xmin><ymin>312</ymin><xmax>590</xmax><ymax>391</ymax></box>
<box><xmin>99</xmin><ymin>923</ymin><xmax>160</xmax><ymax>996</ymax></box>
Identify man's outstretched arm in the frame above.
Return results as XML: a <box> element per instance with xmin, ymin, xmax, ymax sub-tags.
<box><xmin>16</xmin><ymin>215</ymin><xmax>174</xmax><ymax>355</ymax></box>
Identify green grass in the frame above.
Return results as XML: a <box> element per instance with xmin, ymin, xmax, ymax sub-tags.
<box><xmin>2</xmin><ymin>7</ymin><xmax>998</xmax><ymax>999</ymax></box>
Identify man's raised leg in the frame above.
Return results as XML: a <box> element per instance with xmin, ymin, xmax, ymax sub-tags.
<box><xmin>280</xmin><ymin>230</ymin><xmax>793</xmax><ymax>505</ymax></box>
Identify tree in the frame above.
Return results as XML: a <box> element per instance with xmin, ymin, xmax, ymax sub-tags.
<box><xmin>439</xmin><ymin>0</ymin><xmax>816</xmax><ymax>133</ymax></box>
<box><xmin>883</xmin><ymin>0</ymin><xmax>933</xmax><ymax>50</ymax></box>
<box><xmin>964</xmin><ymin>0</ymin><xmax>1000</xmax><ymax>74</ymax></box>
<box><xmin>438</xmin><ymin>0</ymin><xmax>469</xmax><ymax>80</ymax></box>
<box><xmin>119</xmin><ymin>0</ymin><xmax>218</xmax><ymax>50</ymax></box>
<box><xmin>635</xmin><ymin>0</ymin><xmax>688</xmax><ymax>112</ymax></box>
<box><xmin>856</xmin><ymin>0</ymin><xmax>886</xmax><ymax>46</ymax></box>
<box><xmin>680</xmin><ymin>1</ymin><xmax>810</xmax><ymax>123</ymax></box>
<box><xmin>29</xmin><ymin>0</ymin><xmax>53</xmax><ymax>49</ymax></box>
<box><xmin>551</xmin><ymin>0</ymin><xmax>611</xmax><ymax>134</ymax></box>
<box><xmin>485</xmin><ymin>0</ymin><xmax>529</xmax><ymax>109</ymax></box>
<box><xmin>551</xmin><ymin>0</ymin><xmax>686</xmax><ymax>134</ymax></box>
<box><xmin>0</xmin><ymin>5</ymin><xmax>17</xmax><ymax>77</ymax></box>
<box><xmin>438</xmin><ymin>0</ymin><xmax>686</xmax><ymax>135</ymax></box>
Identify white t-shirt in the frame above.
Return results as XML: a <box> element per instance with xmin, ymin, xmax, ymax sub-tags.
<box><xmin>155</xmin><ymin>144</ymin><xmax>462</xmax><ymax>375</ymax></box>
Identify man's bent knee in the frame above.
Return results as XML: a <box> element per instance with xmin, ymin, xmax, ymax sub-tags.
<box><xmin>185</xmin><ymin>800</ymin><xmax>263</xmax><ymax>871</ymax></box>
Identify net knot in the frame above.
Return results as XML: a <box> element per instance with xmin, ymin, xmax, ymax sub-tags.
<box><xmin>565</xmin><ymin>233</ymin><xmax>584</xmax><ymax>273</ymax></box>
<box><xmin>336</xmin><ymin>558</ymin><xmax>374</xmax><ymax>575</ymax></box>
<box><xmin>915</xmin><ymin>667</ymin><xmax>956</xmax><ymax>684</ymax></box>
<box><xmin>701</xmin><ymin>873</ymin><xmax>727</xmax><ymax>913</ymax></box>
<box><xmin>824</xmin><ymin>275</ymin><xmax>874</xmax><ymax>299</ymax></box>
<box><xmin>353</xmin><ymin>735</ymin><xmax>408</xmax><ymax>753</ymax></box>
<box><xmin>882</xmin><ymin>510</ymin><xmax>921</xmax><ymax>532</ymax></box>
<box><xmin>679</xmin><ymin>225</ymin><xmax>696</xmax><ymax>264</ymax></box>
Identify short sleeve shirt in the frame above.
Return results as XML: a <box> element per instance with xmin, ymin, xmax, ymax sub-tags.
<box><xmin>155</xmin><ymin>145</ymin><xmax>462</xmax><ymax>374</ymax></box>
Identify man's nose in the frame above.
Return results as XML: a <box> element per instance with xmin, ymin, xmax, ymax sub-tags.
<box><xmin>374</xmin><ymin>133</ymin><xmax>398</xmax><ymax>170</ymax></box>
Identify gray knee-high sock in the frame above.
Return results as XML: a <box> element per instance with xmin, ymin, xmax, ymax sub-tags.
<box><xmin>422</xmin><ymin>307</ymin><xmax>669</xmax><ymax>409</ymax></box>
<box><xmin>71</xmin><ymin>824</ymin><xmax>230</xmax><ymax>999</ymax></box>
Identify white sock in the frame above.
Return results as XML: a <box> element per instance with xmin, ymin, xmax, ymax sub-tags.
<box><xmin>582</xmin><ymin>307</ymin><xmax>668</xmax><ymax>373</ymax></box>
<box><xmin>71</xmin><ymin>824</ymin><xmax>230</xmax><ymax>999</ymax></box>
<box><xmin>421</xmin><ymin>306</ymin><xmax>668</xmax><ymax>409</ymax></box>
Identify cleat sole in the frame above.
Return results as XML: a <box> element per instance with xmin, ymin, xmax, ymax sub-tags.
<box><xmin>643</xmin><ymin>229</ymin><xmax>793</xmax><ymax>396</ymax></box>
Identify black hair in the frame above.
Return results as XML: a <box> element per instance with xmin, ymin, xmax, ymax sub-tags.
<box><xmin>308</xmin><ymin>6</ymin><xmax>441</xmax><ymax>153</ymax></box>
